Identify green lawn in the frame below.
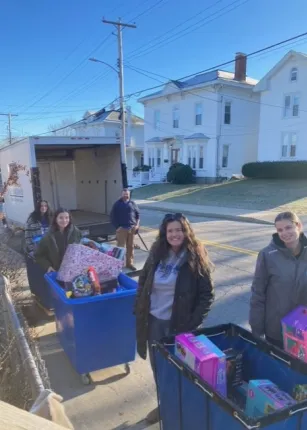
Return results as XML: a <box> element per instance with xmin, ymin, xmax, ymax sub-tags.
<box><xmin>132</xmin><ymin>180</ymin><xmax>307</xmax><ymax>213</ymax></box>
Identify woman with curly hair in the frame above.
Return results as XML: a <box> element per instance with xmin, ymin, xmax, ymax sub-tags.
<box><xmin>135</xmin><ymin>213</ymin><xmax>214</xmax><ymax>424</ymax></box>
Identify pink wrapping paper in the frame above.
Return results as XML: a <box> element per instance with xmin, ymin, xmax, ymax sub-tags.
<box><xmin>57</xmin><ymin>244</ymin><xmax>124</xmax><ymax>282</ymax></box>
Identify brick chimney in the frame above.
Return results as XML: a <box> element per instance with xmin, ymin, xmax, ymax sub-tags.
<box><xmin>234</xmin><ymin>52</ymin><xmax>247</xmax><ymax>81</ymax></box>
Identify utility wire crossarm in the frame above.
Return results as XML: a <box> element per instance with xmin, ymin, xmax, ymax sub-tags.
<box><xmin>0</xmin><ymin>113</ymin><xmax>18</xmax><ymax>145</ymax></box>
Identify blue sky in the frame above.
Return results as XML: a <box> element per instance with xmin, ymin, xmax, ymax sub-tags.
<box><xmin>1</xmin><ymin>0</ymin><xmax>307</xmax><ymax>137</ymax></box>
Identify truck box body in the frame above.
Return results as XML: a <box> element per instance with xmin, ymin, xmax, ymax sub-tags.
<box><xmin>0</xmin><ymin>136</ymin><xmax>123</xmax><ymax>239</ymax></box>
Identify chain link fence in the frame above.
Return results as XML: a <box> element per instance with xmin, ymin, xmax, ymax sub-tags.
<box><xmin>0</xmin><ymin>239</ymin><xmax>50</xmax><ymax>410</ymax></box>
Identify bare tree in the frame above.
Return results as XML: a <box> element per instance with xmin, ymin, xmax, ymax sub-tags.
<box><xmin>48</xmin><ymin>118</ymin><xmax>76</xmax><ymax>136</ymax></box>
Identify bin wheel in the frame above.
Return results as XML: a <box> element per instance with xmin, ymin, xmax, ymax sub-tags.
<box><xmin>125</xmin><ymin>363</ymin><xmax>131</xmax><ymax>375</ymax></box>
<box><xmin>81</xmin><ymin>373</ymin><xmax>91</xmax><ymax>385</ymax></box>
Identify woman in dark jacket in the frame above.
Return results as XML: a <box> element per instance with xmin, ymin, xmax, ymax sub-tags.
<box><xmin>35</xmin><ymin>208</ymin><xmax>82</xmax><ymax>273</ymax></box>
<box><xmin>250</xmin><ymin>211</ymin><xmax>307</xmax><ymax>349</ymax></box>
<box><xmin>24</xmin><ymin>200</ymin><xmax>52</xmax><ymax>254</ymax></box>
<box><xmin>135</xmin><ymin>213</ymin><xmax>214</xmax><ymax>424</ymax></box>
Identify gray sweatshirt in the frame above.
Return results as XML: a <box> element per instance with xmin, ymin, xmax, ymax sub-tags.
<box><xmin>249</xmin><ymin>233</ymin><xmax>307</xmax><ymax>342</ymax></box>
<box><xmin>150</xmin><ymin>250</ymin><xmax>186</xmax><ymax>320</ymax></box>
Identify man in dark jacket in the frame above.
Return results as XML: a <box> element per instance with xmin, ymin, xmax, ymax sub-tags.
<box><xmin>110</xmin><ymin>189</ymin><xmax>140</xmax><ymax>270</ymax></box>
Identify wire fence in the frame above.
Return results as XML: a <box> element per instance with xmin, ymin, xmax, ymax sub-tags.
<box><xmin>0</xmin><ymin>241</ymin><xmax>50</xmax><ymax>410</ymax></box>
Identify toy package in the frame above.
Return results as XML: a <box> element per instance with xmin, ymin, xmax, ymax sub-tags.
<box><xmin>229</xmin><ymin>381</ymin><xmax>248</xmax><ymax>410</ymax></box>
<box><xmin>224</xmin><ymin>348</ymin><xmax>243</xmax><ymax>392</ymax></box>
<box><xmin>282</xmin><ymin>306</ymin><xmax>307</xmax><ymax>362</ymax></box>
<box><xmin>71</xmin><ymin>275</ymin><xmax>93</xmax><ymax>298</ymax></box>
<box><xmin>175</xmin><ymin>333</ymin><xmax>227</xmax><ymax>396</ymax></box>
<box><xmin>293</xmin><ymin>384</ymin><xmax>307</xmax><ymax>401</ymax></box>
<box><xmin>245</xmin><ymin>380</ymin><xmax>296</xmax><ymax>418</ymax></box>
<box><xmin>81</xmin><ymin>238</ymin><xmax>126</xmax><ymax>261</ymax></box>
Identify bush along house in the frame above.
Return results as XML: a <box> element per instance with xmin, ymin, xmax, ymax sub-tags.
<box><xmin>138</xmin><ymin>53</ymin><xmax>260</xmax><ymax>183</ymax></box>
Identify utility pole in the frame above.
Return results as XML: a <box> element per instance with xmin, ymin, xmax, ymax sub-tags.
<box><xmin>0</xmin><ymin>113</ymin><xmax>18</xmax><ymax>145</ymax></box>
<box><xmin>102</xmin><ymin>18</ymin><xmax>136</xmax><ymax>189</ymax></box>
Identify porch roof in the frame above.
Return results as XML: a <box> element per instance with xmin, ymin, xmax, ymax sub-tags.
<box><xmin>146</xmin><ymin>135</ymin><xmax>185</xmax><ymax>143</ymax></box>
<box><xmin>184</xmin><ymin>133</ymin><xmax>210</xmax><ymax>140</ymax></box>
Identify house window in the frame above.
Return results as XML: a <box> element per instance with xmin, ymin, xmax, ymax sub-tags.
<box><xmin>154</xmin><ymin>110</ymin><xmax>160</xmax><ymax>129</ymax></box>
<box><xmin>148</xmin><ymin>148</ymin><xmax>155</xmax><ymax>167</ymax></box>
<box><xmin>293</xmin><ymin>96</ymin><xmax>300</xmax><ymax>117</ymax></box>
<box><xmin>140</xmin><ymin>153</ymin><xmax>144</xmax><ymax>167</ymax></box>
<box><xmin>188</xmin><ymin>146</ymin><xmax>196</xmax><ymax>169</ymax></box>
<box><xmin>173</xmin><ymin>106</ymin><xmax>179</xmax><ymax>129</ymax></box>
<box><xmin>195</xmin><ymin>103</ymin><xmax>202</xmax><ymax>126</ymax></box>
<box><xmin>291</xmin><ymin>67</ymin><xmax>298</xmax><ymax>82</ymax></box>
<box><xmin>222</xmin><ymin>145</ymin><xmax>229</xmax><ymax>168</ymax></box>
<box><xmin>192</xmin><ymin>147</ymin><xmax>196</xmax><ymax>169</ymax></box>
<box><xmin>157</xmin><ymin>149</ymin><xmax>161</xmax><ymax>167</ymax></box>
<box><xmin>281</xmin><ymin>132</ymin><xmax>297</xmax><ymax>158</ymax></box>
<box><xmin>199</xmin><ymin>145</ymin><xmax>204</xmax><ymax>169</ymax></box>
<box><xmin>284</xmin><ymin>94</ymin><xmax>300</xmax><ymax>117</ymax></box>
<box><xmin>224</xmin><ymin>102</ymin><xmax>231</xmax><ymax>125</ymax></box>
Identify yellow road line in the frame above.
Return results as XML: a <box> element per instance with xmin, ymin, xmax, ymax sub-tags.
<box><xmin>139</xmin><ymin>226</ymin><xmax>258</xmax><ymax>257</ymax></box>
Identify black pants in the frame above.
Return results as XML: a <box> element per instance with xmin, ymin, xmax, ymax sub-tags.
<box><xmin>266</xmin><ymin>335</ymin><xmax>283</xmax><ymax>350</ymax></box>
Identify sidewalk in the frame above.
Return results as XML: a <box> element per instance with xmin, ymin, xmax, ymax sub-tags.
<box><xmin>135</xmin><ymin>200</ymin><xmax>307</xmax><ymax>225</ymax></box>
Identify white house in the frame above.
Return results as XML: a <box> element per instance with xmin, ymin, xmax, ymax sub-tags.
<box><xmin>138</xmin><ymin>53</ymin><xmax>260</xmax><ymax>182</ymax></box>
<box><xmin>72</xmin><ymin>108</ymin><xmax>145</xmax><ymax>185</ymax></box>
<box><xmin>254</xmin><ymin>50</ymin><xmax>307</xmax><ymax>162</ymax></box>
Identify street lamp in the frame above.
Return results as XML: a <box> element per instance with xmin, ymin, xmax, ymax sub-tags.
<box><xmin>89</xmin><ymin>58</ymin><xmax>119</xmax><ymax>76</ymax></box>
<box><xmin>89</xmin><ymin>57</ymin><xmax>128</xmax><ymax>188</ymax></box>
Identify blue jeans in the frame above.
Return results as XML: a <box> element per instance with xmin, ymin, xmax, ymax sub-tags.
<box><xmin>147</xmin><ymin>314</ymin><xmax>170</xmax><ymax>379</ymax></box>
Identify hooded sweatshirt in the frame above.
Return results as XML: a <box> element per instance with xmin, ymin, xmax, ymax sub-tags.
<box><xmin>249</xmin><ymin>233</ymin><xmax>307</xmax><ymax>342</ymax></box>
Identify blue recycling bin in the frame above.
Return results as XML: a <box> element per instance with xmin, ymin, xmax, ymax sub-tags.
<box><xmin>26</xmin><ymin>253</ymin><xmax>54</xmax><ymax>310</ymax></box>
<box><xmin>154</xmin><ymin>324</ymin><xmax>307</xmax><ymax>430</ymax></box>
<box><xmin>45</xmin><ymin>272</ymin><xmax>137</xmax><ymax>381</ymax></box>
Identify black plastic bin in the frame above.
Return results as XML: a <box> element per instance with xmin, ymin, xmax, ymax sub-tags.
<box><xmin>25</xmin><ymin>253</ymin><xmax>54</xmax><ymax>310</ymax></box>
<box><xmin>154</xmin><ymin>324</ymin><xmax>307</xmax><ymax>430</ymax></box>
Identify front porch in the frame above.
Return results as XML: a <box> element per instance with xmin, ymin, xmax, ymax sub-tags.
<box><xmin>143</xmin><ymin>134</ymin><xmax>214</xmax><ymax>183</ymax></box>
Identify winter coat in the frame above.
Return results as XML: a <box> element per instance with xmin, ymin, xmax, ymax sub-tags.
<box><xmin>249</xmin><ymin>233</ymin><xmax>307</xmax><ymax>343</ymax></box>
<box><xmin>35</xmin><ymin>224</ymin><xmax>82</xmax><ymax>272</ymax></box>
<box><xmin>24</xmin><ymin>215</ymin><xmax>49</xmax><ymax>254</ymax></box>
<box><xmin>110</xmin><ymin>199</ymin><xmax>140</xmax><ymax>230</ymax></box>
<box><xmin>135</xmin><ymin>252</ymin><xmax>214</xmax><ymax>360</ymax></box>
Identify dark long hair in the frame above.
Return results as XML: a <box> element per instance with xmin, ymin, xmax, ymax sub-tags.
<box><xmin>150</xmin><ymin>213</ymin><xmax>214</xmax><ymax>276</ymax></box>
<box><xmin>28</xmin><ymin>200</ymin><xmax>52</xmax><ymax>225</ymax></box>
<box><xmin>51</xmin><ymin>208</ymin><xmax>73</xmax><ymax>231</ymax></box>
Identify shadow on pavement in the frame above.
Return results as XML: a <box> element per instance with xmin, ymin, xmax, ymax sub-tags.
<box><xmin>111</xmin><ymin>419</ymin><xmax>157</xmax><ymax>430</ymax></box>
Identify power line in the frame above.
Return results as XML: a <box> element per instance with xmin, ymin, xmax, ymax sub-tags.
<box><xmin>123</xmin><ymin>30</ymin><xmax>307</xmax><ymax>101</ymax></box>
<box><xmin>126</xmin><ymin>0</ymin><xmax>224</xmax><ymax>59</ymax></box>
<box><xmin>128</xmin><ymin>0</ymin><xmax>250</xmax><ymax>60</ymax></box>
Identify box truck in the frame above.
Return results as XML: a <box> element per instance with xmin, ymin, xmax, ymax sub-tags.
<box><xmin>0</xmin><ymin>135</ymin><xmax>123</xmax><ymax>240</ymax></box>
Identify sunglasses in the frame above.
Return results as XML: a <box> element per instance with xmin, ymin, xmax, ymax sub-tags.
<box><xmin>163</xmin><ymin>213</ymin><xmax>185</xmax><ymax>221</ymax></box>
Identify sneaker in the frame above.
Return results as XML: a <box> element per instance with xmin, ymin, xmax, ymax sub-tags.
<box><xmin>126</xmin><ymin>264</ymin><xmax>137</xmax><ymax>271</ymax></box>
<box><xmin>145</xmin><ymin>407</ymin><xmax>159</xmax><ymax>424</ymax></box>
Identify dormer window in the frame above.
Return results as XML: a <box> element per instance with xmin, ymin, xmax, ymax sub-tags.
<box><xmin>291</xmin><ymin>67</ymin><xmax>298</xmax><ymax>82</ymax></box>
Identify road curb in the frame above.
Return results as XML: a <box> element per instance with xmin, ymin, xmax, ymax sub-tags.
<box><xmin>139</xmin><ymin>204</ymin><xmax>275</xmax><ymax>226</ymax></box>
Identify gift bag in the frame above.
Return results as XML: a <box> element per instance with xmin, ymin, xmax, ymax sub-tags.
<box><xmin>57</xmin><ymin>244</ymin><xmax>124</xmax><ymax>283</ymax></box>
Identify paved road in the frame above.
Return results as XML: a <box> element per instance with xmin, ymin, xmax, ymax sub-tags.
<box><xmin>34</xmin><ymin>210</ymin><xmax>275</xmax><ymax>430</ymax></box>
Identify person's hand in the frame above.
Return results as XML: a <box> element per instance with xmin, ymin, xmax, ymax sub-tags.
<box><xmin>47</xmin><ymin>266</ymin><xmax>55</xmax><ymax>273</ymax></box>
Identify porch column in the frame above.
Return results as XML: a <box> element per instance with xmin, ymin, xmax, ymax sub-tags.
<box><xmin>144</xmin><ymin>143</ymin><xmax>149</xmax><ymax>165</ymax></box>
<box><xmin>131</xmin><ymin>150</ymin><xmax>135</xmax><ymax>169</ymax></box>
<box><xmin>183</xmin><ymin>141</ymin><xmax>188</xmax><ymax>164</ymax></box>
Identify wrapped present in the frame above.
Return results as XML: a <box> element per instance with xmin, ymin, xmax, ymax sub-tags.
<box><xmin>57</xmin><ymin>244</ymin><xmax>124</xmax><ymax>283</ymax></box>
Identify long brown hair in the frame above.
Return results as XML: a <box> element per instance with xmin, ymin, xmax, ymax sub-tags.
<box><xmin>150</xmin><ymin>213</ymin><xmax>214</xmax><ymax>276</ymax></box>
